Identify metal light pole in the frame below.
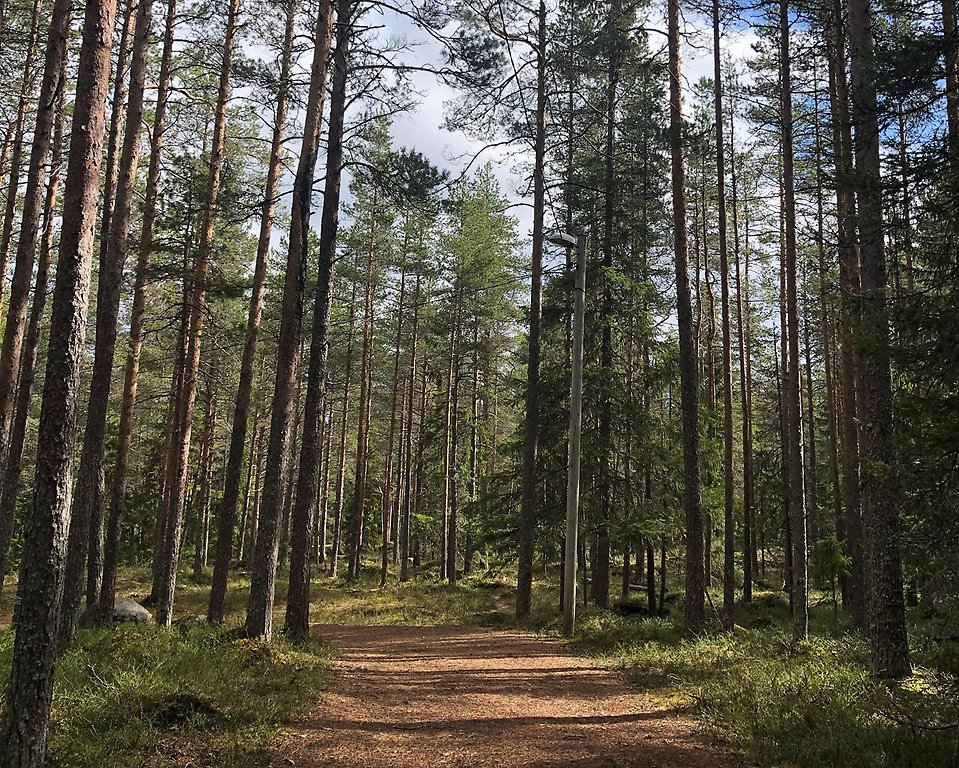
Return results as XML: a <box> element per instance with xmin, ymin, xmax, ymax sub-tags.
<box><xmin>548</xmin><ymin>232</ymin><xmax>586</xmax><ymax>638</ymax></box>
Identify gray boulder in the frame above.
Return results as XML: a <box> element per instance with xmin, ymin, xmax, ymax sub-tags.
<box><xmin>78</xmin><ymin>596</ymin><xmax>152</xmax><ymax>628</ymax></box>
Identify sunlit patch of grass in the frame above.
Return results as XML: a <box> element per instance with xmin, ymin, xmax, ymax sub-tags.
<box><xmin>306</xmin><ymin>569</ymin><xmax>516</xmax><ymax>627</ymax></box>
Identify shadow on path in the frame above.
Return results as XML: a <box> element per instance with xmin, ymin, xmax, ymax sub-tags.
<box><xmin>274</xmin><ymin>624</ymin><xmax>735</xmax><ymax>768</ymax></box>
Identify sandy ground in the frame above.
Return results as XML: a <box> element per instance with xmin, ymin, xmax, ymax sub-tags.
<box><xmin>273</xmin><ymin>624</ymin><xmax>735</xmax><ymax>768</ymax></box>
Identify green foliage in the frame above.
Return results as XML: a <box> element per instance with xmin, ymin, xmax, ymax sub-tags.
<box><xmin>0</xmin><ymin>623</ymin><xmax>334</xmax><ymax>768</ymax></box>
<box><xmin>811</xmin><ymin>536</ymin><xmax>850</xmax><ymax>590</ymax></box>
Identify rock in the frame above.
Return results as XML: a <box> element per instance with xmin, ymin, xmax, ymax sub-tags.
<box><xmin>172</xmin><ymin>615</ymin><xmax>206</xmax><ymax>630</ymax></box>
<box><xmin>78</xmin><ymin>596</ymin><xmax>151</xmax><ymax>628</ymax></box>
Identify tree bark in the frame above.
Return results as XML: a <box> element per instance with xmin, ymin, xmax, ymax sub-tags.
<box><xmin>515</xmin><ymin>0</ymin><xmax>546</xmax><ymax>618</ymax></box>
<box><xmin>156</xmin><ymin>0</ymin><xmax>242</xmax><ymax>626</ymax></box>
<box><xmin>283</xmin><ymin>0</ymin><xmax>347</xmax><ymax>638</ymax></box>
<box><xmin>847</xmin><ymin>0</ymin><xmax>911</xmax><ymax>678</ymax></box>
<box><xmin>0</xmin><ymin>0</ymin><xmax>119</xmax><ymax>759</ymax></box>
<box><xmin>668</xmin><ymin>0</ymin><xmax>704</xmax><ymax>626</ymax></box>
<box><xmin>208</xmin><ymin>0</ymin><xmax>296</xmax><ymax>623</ymax></box>
<box><xmin>0</xmin><ymin>0</ymin><xmax>72</xmax><ymax>587</ymax></box>
<box><xmin>60</xmin><ymin>0</ymin><xmax>154</xmax><ymax>643</ymax></box>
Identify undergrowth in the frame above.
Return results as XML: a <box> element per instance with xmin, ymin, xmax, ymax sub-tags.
<box><xmin>567</xmin><ymin>589</ymin><xmax>959</xmax><ymax>768</ymax></box>
<box><xmin>0</xmin><ymin>623</ymin><xmax>335</xmax><ymax>768</ymax></box>
<box><xmin>3</xmin><ymin>564</ymin><xmax>958</xmax><ymax>768</ymax></box>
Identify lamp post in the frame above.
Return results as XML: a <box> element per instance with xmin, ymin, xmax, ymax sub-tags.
<box><xmin>547</xmin><ymin>231</ymin><xmax>586</xmax><ymax>638</ymax></box>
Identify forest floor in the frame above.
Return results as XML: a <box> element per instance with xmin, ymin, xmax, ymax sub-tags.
<box><xmin>273</xmin><ymin>623</ymin><xmax>731</xmax><ymax>768</ymax></box>
<box><xmin>1</xmin><ymin>565</ymin><xmax>958</xmax><ymax>767</ymax></box>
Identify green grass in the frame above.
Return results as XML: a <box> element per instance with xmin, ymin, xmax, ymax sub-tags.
<box><xmin>3</xmin><ymin>563</ymin><xmax>958</xmax><ymax>768</ymax></box>
<box><xmin>0</xmin><ymin>571</ymin><xmax>336</xmax><ymax>768</ymax></box>
<box><xmin>562</xmin><ymin>586</ymin><xmax>959</xmax><ymax>768</ymax></box>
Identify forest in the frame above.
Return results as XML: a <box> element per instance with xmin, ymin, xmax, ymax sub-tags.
<box><xmin>0</xmin><ymin>0</ymin><xmax>958</xmax><ymax>765</ymax></box>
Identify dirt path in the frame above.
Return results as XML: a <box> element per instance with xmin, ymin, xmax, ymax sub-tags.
<box><xmin>275</xmin><ymin>625</ymin><xmax>734</xmax><ymax>768</ymax></box>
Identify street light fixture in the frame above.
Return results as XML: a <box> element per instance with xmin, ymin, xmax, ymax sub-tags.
<box><xmin>546</xmin><ymin>231</ymin><xmax>586</xmax><ymax>638</ymax></box>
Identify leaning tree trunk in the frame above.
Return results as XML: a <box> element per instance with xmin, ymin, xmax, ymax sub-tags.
<box><xmin>712</xmin><ymin>0</ymin><xmax>736</xmax><ymax>627</ymax></box>
<box><xmin>0</xmin><ymin>0</ymin><xmax>120</xmax><ymax>760</ymax></box>
<box><xmin>60</xmin><ymin>0</ymin><xmax>154</xmax><ymax>644</ymax></box>
<box><xmin>0</xmin><ymin>0</ymin><xmax>72</xmax><ymax>588</ymax></box>
<box><xmin>0</xmin><ymin>85</ymin><xmax>65</xmax><ymax>590</ymax></box>
<box><xmin>208</xmin><ymin>0</ymin><xmax>296</xmax><ymax>624</ymax></box>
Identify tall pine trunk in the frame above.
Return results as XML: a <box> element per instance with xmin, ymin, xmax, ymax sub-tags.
<box><xmin>827</xmin><ymin>0</ymin><xmax>866</xmax><ymax>626</ymax></box>
<box><xmin>283</xmin><ymin>0</ymin><xmax>348</xmax><ymax>637</ymax></box>
<box><xmin>61</xmin><ymin>0</ymin><xmax>154</xmax><ymax>642</ymax></box>
<box><xmin>668</xmin><ymin>0</ymin><xmax>704</xmax><ymax>626</ymax></box>
<box><xmin>847</xmin><ymin>0</ymin><xmax>911</xmax><ymax>678</ymax></box>
<box><xmin>193</xmin><ymin>371</ymin><xmax>217</xmax><ymax>578</ymax></box>
<box><xmin>713</xmin><ymin>0</ymin><xmax>736</xmax><ymax>626</ymax></box>
<box><xmin>515</xmin><ymin>0</ymin><xmax>547</xmax><ymax>618</ymax></box>
<box><xmin>0</xmin><ymin>0</ymin><xmax>120</xmax><ymax>759</ymax></box>
<box><xmin>208</xmin><ymin>0</ymin><xmax>296</xmax><ymax>623</ymax></box>
<box><xmin>156</xmin><ymin>0</ymin><xmax>241</xmax><ymax>626</ymax></box>
<box><xmin>780</xmin><ymin>0</ymin><xmax>808</xmax><ymax>640</ymax></box>
<box><xmin>347</xmin><ymin>187</ymin><xmax>377</xmax><ymax>584</ymax></box>
<box><xmin>329</xmin><ymin>281</ymin><xmax>358</xmax><ymax>578</ymax></box>
<box><xmin>245</xmin><ymin>0</ymin><xmax>334</xmax><ymax>641</ymax></box>
<box><xmin>381</xmin><ymin>258</ymin><xmax>408</xmax><ymax>586</ymax></box>
<box><xmin>0</xmin><ymin>84</ymin><xmax>65</xmax><ymax>585</ymax></box>
<box><xmin>0</xmin><ymin>0</ymin><xmax>72</xmax><ymax>586</ymax></box>
<box><xmin>100</xmin><ymin>0</ymin><xmax>178</xmax><ymax>622</ymax></box>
